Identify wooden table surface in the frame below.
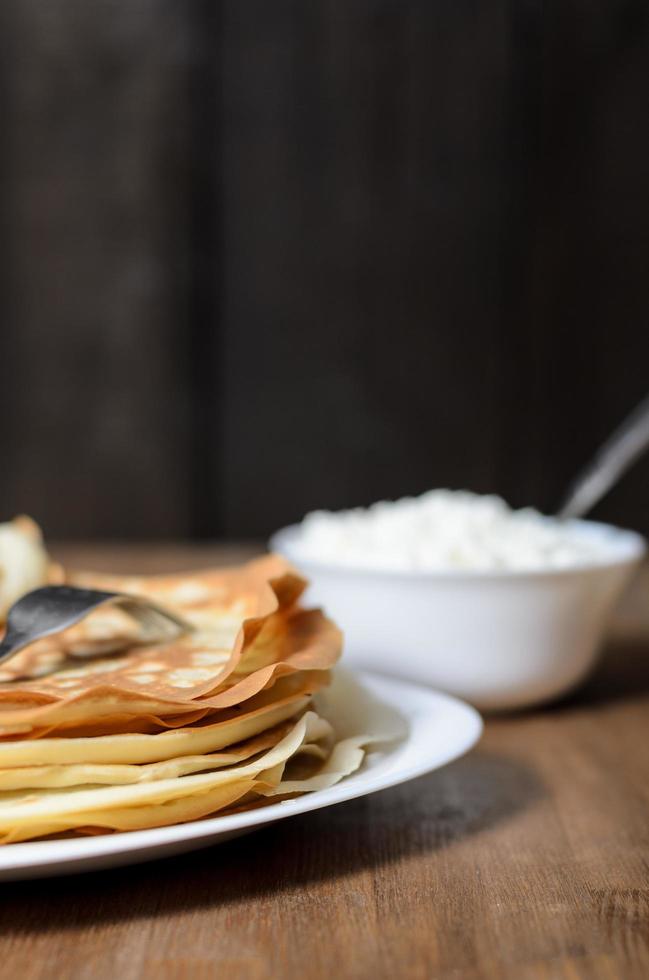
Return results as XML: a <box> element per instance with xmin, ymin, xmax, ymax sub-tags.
<box><xmin>1</xmin><ymin>543</ymin><xmax>648</xmax><ymax>980</ymax></box>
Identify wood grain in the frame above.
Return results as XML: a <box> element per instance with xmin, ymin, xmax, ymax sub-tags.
<box><xmin>2</xmin><ymin>2</ymin><xmax>649</xmax><ymax>540</ymax></box>
<box><xmin>0</xmin><ymin>0</ymin><xmax>198</xmax><ymax>538</ymax></box>
<box><xmin>0</xmin><ymin>543</ymin><xmax>647</xmax><ymax>979</ymax></box>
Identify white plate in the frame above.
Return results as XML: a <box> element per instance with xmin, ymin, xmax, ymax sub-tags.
<box><xmin>0</xmin><ymin>670</ymin><xmax>482</xmax><ymax>880</ymax></box>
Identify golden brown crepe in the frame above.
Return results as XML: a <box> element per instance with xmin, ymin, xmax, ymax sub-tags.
<box><xmin>0</xmin><ymin>711</ymin><xmax>373</xmax><ymax>843</ymax></box>
<box><xmin>0</xmin><ymin>686</ymin><xmax>314</xmax><ymax>767</ymax></box>
<box><xmin>0</xmin><ymin>558</ymin><xmax>341</xmax><ymax>738</ymax></box>
<box><xmin>0</xmin><ymin>534</ymin><xmax>375</xmax><ymax>845</ymax></box>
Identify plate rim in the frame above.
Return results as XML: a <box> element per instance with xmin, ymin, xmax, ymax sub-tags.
<box><xmin>0</xmin><ymin>670</ymin><xmax>483</xmax><ymax>874</ymax></box>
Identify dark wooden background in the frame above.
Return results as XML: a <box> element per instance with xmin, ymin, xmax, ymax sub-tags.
<box><xmin>1</xmin><ymin>1</ymin><xmax>648</xmax><ymax>540</ymax></box>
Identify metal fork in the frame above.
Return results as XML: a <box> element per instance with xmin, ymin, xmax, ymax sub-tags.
<box><xmin>558</xmin><ymin>391</ymin><xmax>649</xmax><ymax>519</ymax></box>
<box><xmin>0</xmin><ymin>585</ymin><xmax>192</xmax><ymax>667</ymax></box>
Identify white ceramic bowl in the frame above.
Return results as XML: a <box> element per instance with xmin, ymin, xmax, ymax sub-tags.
<box><xmin>270</xmin><ymin>520</ymin><xmax>646</xmax><ymax>710</ymax></box>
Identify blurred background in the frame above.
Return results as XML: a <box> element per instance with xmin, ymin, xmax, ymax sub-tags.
<box><xmin>1</xmin><ymin>1</ymin><xmax>648</xmax><ymax>541</ymax></box>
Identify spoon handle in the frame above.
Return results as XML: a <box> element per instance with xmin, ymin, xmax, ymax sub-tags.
<box><xmin>558</xmin><ymin>392</ymin><xmax>649</xmax><ymax>519</ymax></box>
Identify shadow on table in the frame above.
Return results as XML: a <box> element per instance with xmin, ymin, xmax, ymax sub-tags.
<box><xmin>0</xmin><ymin>749</ymin><xmax>543</xmax><ymax>932</ymax></box>
<box><xmin>545</xmin><ymin>636</ymin><xmax>649</xmax><ymax>713</ymax></box>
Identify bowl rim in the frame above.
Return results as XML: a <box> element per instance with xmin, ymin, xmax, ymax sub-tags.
<box><xmin>269</xmin><ymin>519</ymin><xmax>647</xmax><ymax>583</ymax></box>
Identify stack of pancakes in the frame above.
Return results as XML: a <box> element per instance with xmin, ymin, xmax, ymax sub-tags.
<box><xmin>0</xmin><ymin>537</ymin><xmax>370</xmax><ymax>844</ymax></box>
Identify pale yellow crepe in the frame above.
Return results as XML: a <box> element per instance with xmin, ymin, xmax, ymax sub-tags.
<box><xmin>263</xmin><ymin>734</ymin><xmax>376</xmax><ymax>795</ymax></box>
<box><xmin>0</xmin><ymin>724</ymin><xmax>290</xmax><ymax>790</ymax></box>
<box><xmin>0</xmin><ymin>781</ymin><xmax>260</xmax><ymax>844</ymax></box>
<box><xmin>0</xmin><ymin>712</ymin><xmax>321</xmax><ymax>840</ymax></box>
<box><xmin>0</xmin><ymin>716</ymin><xmax>335</xmax><ymax>790</ymax></box>
<box><xmin>0</xmin><ymin>715</ymin><xmax>373</xmax><ymax>843</ymax></box>
<box><xmin>0</xmin><ymin>717</ymin><xmax>333</xmax><ymax>800</ymax></box>
<box><xmin>0</xmin><ymin>688</ymin><xmax>313</xmax><ymax>768</ymax></box>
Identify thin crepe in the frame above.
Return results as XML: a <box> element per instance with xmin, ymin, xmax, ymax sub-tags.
<box><xmin>0</xmin><ymin>556</ymin><xmax>305</xmax><ymax>697</ymax></box>
<box><xmin>0</xmin><ymin>559</ymin><xmax>341</xmax><ymax>736</ymax></box>
<box><xmin>0</xmin><ymin>716</ymin><xmax>334</xmax><ymax>789</ymax></box>
<box><xmin>0</xmin><ymin>712</ymin><xmax>372</xmax><ymax>843</ymax></box>
<box><xmin>0</xmin><ymin>542</ymin><xmax>376</xmax><ymax>846</ymax></box>
<box><xmin>0</xmin><ymin>682</ymin><xmax>319</xmax><ymax>767</ymax></box>
<box><xmin>0</xmin><ymin>659</ymin><xmax>333</xmax><ymax>741</ymax></box>
<box><xmin>0</xmin><ymin>711</ymin><xmax>323</xmax><ymax>841</ymax></box>
<box><xmin>0</xmin><ymin>724</ymin><xmax>292</xmax><ymax>789</ymax></box>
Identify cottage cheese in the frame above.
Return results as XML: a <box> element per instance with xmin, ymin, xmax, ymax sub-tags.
<box><xmin>293</xmin><ymin>490</ymin><xmax>609</xmax><ymax>572</ymax></box>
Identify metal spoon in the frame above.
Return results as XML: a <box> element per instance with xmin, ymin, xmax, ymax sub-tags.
<box><xmin>558</xmin><ymin>392</ymin><xmax>649</xmax><ymax>519</ymax></box>
<box><xmin>0</xmin><ymin>585</ymin><xmax>191</xmax><ymax>667</ymax></box>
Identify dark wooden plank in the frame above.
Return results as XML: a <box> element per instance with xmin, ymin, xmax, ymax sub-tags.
<box><xmin>1</xmin><ymin>1</ymin><xmax>649</xmax><ymax>540</ymax></box>
<box><xmin>220</xmin><ymin>0</ymin><xmax>510</xmax><ymax>537</ymax></box>
<box><xmin>0</xmin><ymin>0</ymin><xmax>201</xmax><ymax>538</ymax></box>
<box><xmin>499</xmin><ymin>0</ymin><xmax>649</xmax><ymax>518</ymax></box>
<box><xmin>220</xmin><ymin>0</ymin><xmax>649</xmax><ymax>538</ymax></box>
